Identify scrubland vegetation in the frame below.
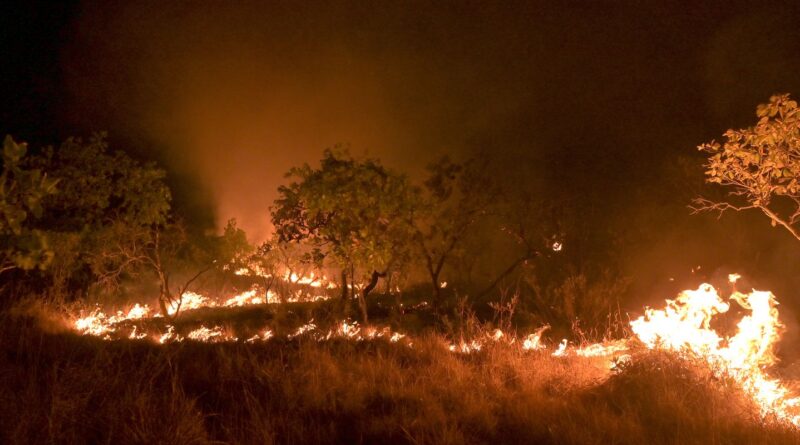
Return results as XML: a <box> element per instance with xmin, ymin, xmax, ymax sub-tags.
<box><xmin>2</xmin><ymin>96</ymin><xmax>800</xmax><ymax>443</ymax></box>
<box><xmin>3</xmin><ymin>305</ymin><xmax>799</xmax><ymax>445</ymax></box>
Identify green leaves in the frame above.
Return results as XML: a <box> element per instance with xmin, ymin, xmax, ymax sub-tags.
<box><xmin>697</xmin><ymin>94</ymin><xmax>800</xmax><ymax>238</ymax></box>
<box><xmin>0</xmin><ymin>135</ymin><xmax>59</xmax><ymax>272</ymax></box>
<box><xmin>271</xmin><ymin>149</ymin><xmax>418</xmax><ymax>275</ymax></box>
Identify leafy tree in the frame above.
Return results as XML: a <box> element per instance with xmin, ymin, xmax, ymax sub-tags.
<box><xmin>24</xmin><ymin>133</ymin><xmax>172</xmax><ymax>295</ymax></box>
<box><xmin>0</xmin><ymin>136</ymin><xmax>58</xmax><ymax>275</ymax></box>
<box><xmin>28</xmin><ymin>133</ymin><xmax>171</xmax><ymax>230</ymax></box>
<box><xmin>694</xmin><ymin>94</ymin><xmax>800</xmax><ymax>241</ymax></box>
<box><xmin>271</xmin><ymin>149</ymin><xmax>417</xmax><ymax>321</ymax></box>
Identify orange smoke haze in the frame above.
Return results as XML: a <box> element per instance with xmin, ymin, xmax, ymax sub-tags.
<box><xmin>60</xmin><ymin>1</ymin><xmax>536</xmax><ymax>240</ymax></box>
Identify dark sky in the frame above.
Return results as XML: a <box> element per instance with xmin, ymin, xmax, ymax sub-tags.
<box><xmin>3</xmin><ymin>0</ymin><xmax>800</xmax><ymax>252</ymax></box>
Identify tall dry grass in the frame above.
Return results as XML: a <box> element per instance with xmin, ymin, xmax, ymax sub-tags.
<box><xmin>0</xmin><ymin>309</ymin><xmax>798</xmax><ymax>445</ymax></box>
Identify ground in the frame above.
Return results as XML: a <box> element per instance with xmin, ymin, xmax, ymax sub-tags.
<box><xmin>1</xmin><ymin>302</ymin><xmax>798</xmax><ymax>445</ymax></box>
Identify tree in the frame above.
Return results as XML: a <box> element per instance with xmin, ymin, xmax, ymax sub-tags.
<box><xmin>694</xmin><ymin>94</ymin><xmax>800</xmax><ymax>241</ymax></box>
<box><xmin>91</xmin><ymin>218</ymin><xmax>249</xmax><ymax>319</ymax></box>
<box><xmin>0</xmin><ymin>136</ymin><xmax>58</xmax><ymax>275</ymax></box>
<box><xmin>24</xmin><ymin>133</ymin><xmax>172</xmax><ymax>295</ymax></box>
<box><xmin>271</xmin><ymin>149</ymin><xmax>417</xmax><ymax>321</ymax></box>
<box><xmin>413</xmin><ymin>155</ymin><xmax>492</xmax><ymax>300</ymax></box>
<box><xmin>471</xmin><ymin>151</ymin><xmax>562</xmax><ymax>299</ymax></box>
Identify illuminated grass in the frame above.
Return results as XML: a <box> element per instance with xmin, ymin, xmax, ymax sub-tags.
<box><xmin>0</xmin><ymin>311</ymin><xmax>797</xmax><ymax>445</ymax></box>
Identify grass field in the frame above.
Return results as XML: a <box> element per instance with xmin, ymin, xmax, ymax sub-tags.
<box><xmin>1</xmin><ymin>303</ymin><xmax>798</xmax><ymax>445</ymax></box>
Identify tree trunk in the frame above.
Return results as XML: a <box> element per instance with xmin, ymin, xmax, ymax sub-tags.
<box><xmin>340</xmin><ymin>268</ymin><xmax>349</xmax><ymax>301</ymax></box>
<box><xmin>430</xmin><ymin>271</ymin><xmax>441</xmax><ymax>300</ymax></box>
<box><xmin>157</xmin><ymin>271</ymin><xmax>173</xmax><ymax>318</ymax></box>
<box><xmin>339</xmin><ymin>268</ymin><xmax>351</xmax><ymax>318</ymax></box>
<box><xmin>359</xmin><ymin>270</ymin><xmax>387</xmax><ymax>323</ymax></box>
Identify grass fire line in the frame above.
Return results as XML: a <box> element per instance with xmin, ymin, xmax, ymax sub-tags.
<box><xmin>68</xmin><ymin>272</ymin><xmax>800</xmax><ymax>427</ymax></box>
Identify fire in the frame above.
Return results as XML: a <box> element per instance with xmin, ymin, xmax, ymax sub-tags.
<box><xmin>551</xmin><ymin>339</ymin><xmax>568</xmax><ymax>357</ymax></box>
<box><xmin>522</xmin><ymin>325</ymin><xmax>550</xmax><ymax>351</ymax></box>
<box><xmin>74</xmin><ymin>303</ymin><xmax>153</xmax><ymax>338</ymax></box>
<box><xmin>223</xmin><ymin>288</ymin><xmax>265</xmax><ymax>306</ymax></box>
<box><xmin>246</xmin><ymin>329</ymin><xmax>274</xmax><ymax>343</ymax></box>
<box><xmin>186</xmin><ymin>326</ymin><xmax>237</xmax><ymax>343</ymax></box>
<box><xmin>66</xmin><ymin>269</ymin><xmax>800</xmax><ymax>427</ymax></box>
<box><xmin>631</xmin><ymin>283</ymin><xmax>800</xmax><ymax>425</ymax></box>
<box><xmin>165</xmin><ymin>291</ymin><xmax>213</xmax><ymax>316</ymax></box>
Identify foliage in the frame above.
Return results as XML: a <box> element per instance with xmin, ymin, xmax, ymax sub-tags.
<box><xmin>271</xmin><ymin>148</ymin><xmax>418</xmax><ymax>316</ymax></box>
<box><xmin>19</xmin><ymin>133</ymin><xmax>172</xmax><ymax>296</ymax></box>
<box><xmin>695</xmin><ymin>94</ymin><xmax>800</xmax><ymax>241</ymax></box>
<box><xmin>0</xmin><ymin>135</ymin><xmax>58</xmax><ymax>274</ymax></box>
<box><xmin>28</xmin><ymin>133</ymin><xmax>171</xmax><ymax>231</ymax></box>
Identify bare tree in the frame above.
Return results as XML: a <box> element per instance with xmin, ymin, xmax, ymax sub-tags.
<box><xmin>90</xmin><ymin>221</ymin><xmax>213</xmax><ymax>319</ymax></box>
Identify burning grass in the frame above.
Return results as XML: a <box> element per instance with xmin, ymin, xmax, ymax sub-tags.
<box><xmin>4</xmin><ymin>279</ymin><xmax>800</xmax><ymax>443</ymax></box>
<box><xmin>1</xmin><ymin>307</ymin><xmax>799</xmax><ymax>444</ymax></box>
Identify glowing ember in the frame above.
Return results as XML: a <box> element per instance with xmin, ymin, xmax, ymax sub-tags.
<box><xmin>187</xmin><ymin>326</ymin><xmax>236</xmax><ymax>343</ymax></box>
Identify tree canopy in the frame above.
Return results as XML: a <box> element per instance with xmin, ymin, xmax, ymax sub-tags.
<box><xmin>271</xmin><ymin>149</ymin><xmax>418</xmax><ymax>319</ymax></box>
<box><xmin>0</xmin><ymin>136</ymin><xmax>58</xmax><ymax>274</ymax></box>
<box><xmin>695</xmin><ymin>94</ymin><xmax>800</xmax><ymax>241</ymax></box>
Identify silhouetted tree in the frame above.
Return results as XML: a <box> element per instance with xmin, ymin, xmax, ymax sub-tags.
<box><xmin>413</xmin><ymin>155</ymin><xmax>492</xmax><ymax>300</ymax></box>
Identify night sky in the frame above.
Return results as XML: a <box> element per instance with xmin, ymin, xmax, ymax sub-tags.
<box><xmin>3</xmin><ymin>0</ymin><xmax>800</xmax><ymax>299</ymax></box>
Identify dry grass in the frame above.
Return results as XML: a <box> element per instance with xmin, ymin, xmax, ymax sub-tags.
<box><xmin>0</xmin><ymin>310</ymin><xmax>798</xmax><ymax>445</ymax></box>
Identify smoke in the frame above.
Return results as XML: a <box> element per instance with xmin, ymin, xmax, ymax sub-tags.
<box><xmin>60</xmin><ymin>1</ymin><xmax>540</xmax><ymax>240</ymax></box>
<box><xmin>58</xmin><ymin>0</ymin><xmax>800</xmax><ymax>304</ymax></box>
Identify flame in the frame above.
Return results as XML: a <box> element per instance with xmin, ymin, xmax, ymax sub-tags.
<box><xmin>574</xmin><ymin>340</ymin><xmax>628</xmax><ymax>357</ymax></box>
<box><xmin>522</xmin><ymin>325</ymin><xmax>550</xmax><ymax>351</ymax></box>
<box><xmin>246</xmin><ymin>329</ymin><xmax>274</xmax><ymax>343</ymax></box>
<box><xmin>165</xmin><ymin>291</ymin><xmax>213</xmax><ymax>316</ymax></box>
<box><xmin>223</xmin><ymin>288</ymin><xmax>265</xmax><ymax>307</ymax></box>
<box><xmin>631</xmin><ymin>283</ymin><xmax>800</xmax><ymax>425</ymax></box>
<box><xmin>158</xmin><ymin>326</ymin><xmax>183</xmax><ymax>343</ymax></box>
<box><xmin>74</xmin><ymin>303</ymin><xmax>153</xmax><ymax>338</ymax></box>
<box><xmin>186</xmin><ymin>326</ymin><xmax>237</xmax><ymax>343</ymax></box>
<box><xmin>551</xmin><ymin>339</ymin><xmax>568</xmax><ymax>357</ymax></box>
<box><xmin>67</xmin><ymin>270</ymin><xmax>800</xmax><ymax>427</ymax></box>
